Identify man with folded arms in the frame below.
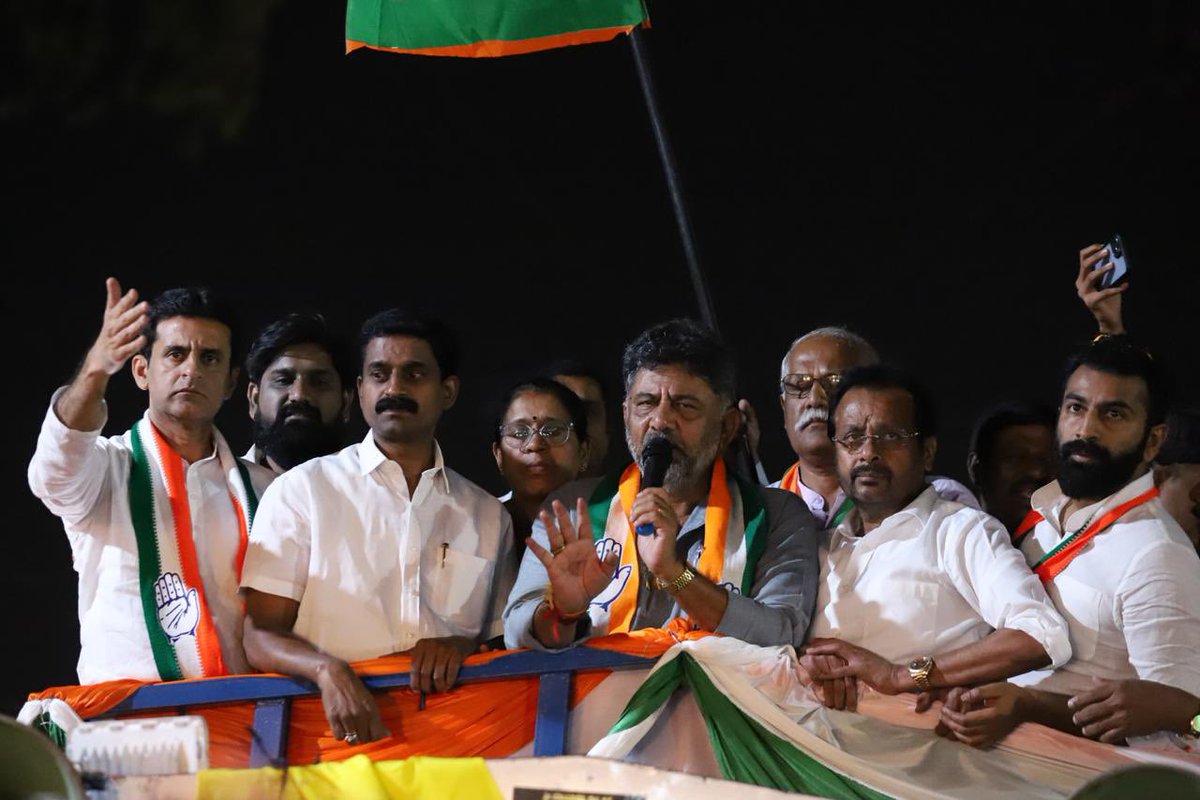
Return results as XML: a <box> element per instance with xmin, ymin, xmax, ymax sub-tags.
<box><xmin>240</xmin><ymin>310</ymin><xmax>513</xmax><ymax>746</ymax></box>
<box><xmin>801</xmin><ymin>365</ymin><xmax>1070</xmax><ymax>712</ymax></box>
<box><xmin>504</xmin><ymin>319</ymin><xmax>820</xmax><ymax>651</ymax></box>
<box><xmin>937</xmin><ymin>337</ymin><xmax>1200</xmax><ymax>747</ymax></box>
<box><xmin>28</xmin><ymin>279</ymin><xmax>274</xmax><ymax>683</ymax></box>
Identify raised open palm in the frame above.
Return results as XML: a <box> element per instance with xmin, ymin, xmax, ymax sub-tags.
<box><xmin>526</xmin><ymin>498</ymin><xmax>618</xmax><ymax>615</ymax></box>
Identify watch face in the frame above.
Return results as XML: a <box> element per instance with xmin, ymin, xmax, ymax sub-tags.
<box><xmin>909</xmin><ymin>656</ymin><xmax>931</xmax><ymax>671</ymax></box>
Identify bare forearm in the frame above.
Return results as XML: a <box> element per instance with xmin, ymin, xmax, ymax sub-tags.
<box><xmin>244</xmin><ymin>620</ymin><xmax>343</xmax><ymax>684</ymax></box>
<box><xmin>923</xmin><ymin>630</ymin><xmax>1050</xmax><ymax>690</ymax></box>
<box><xmin>1019</xmin><ymin>688</ymin><xmax>1078</xmax><ymax>734</ymax></box>
<box><xmin>55</xmin><ymin>365</ymin><xmax>111</xmax><ymax>432</ymax></box>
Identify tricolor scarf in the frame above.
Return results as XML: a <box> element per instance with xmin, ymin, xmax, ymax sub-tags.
<box><xmin>779</xmin><ymin>462</ymin><xmax>853</xmax><ymax>529</ymax></box>
<box><xmin>1010</xmin><ymin>486</ymin><xmax>1159</xmax><ymax>583</ymax></box>
<box><xmin>128</xmin><ymin>417</ymin><xmax>258</xmax><ymax>681</ymax></box>
<box><xmin>585</xmin><ymin>460</ymin><xmax>768</xmax><ymax>637</ymax></box>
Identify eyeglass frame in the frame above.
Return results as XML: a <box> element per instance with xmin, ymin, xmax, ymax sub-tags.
<box><xmin>780</xmin><ymin>372</ymin><xmax>843</xmax><ymax>399</ymax></box>
<box><xmin>497</xmin><ymin>420</ymin><xmax>577</xmax><ymax>448</ymax></box>
<box><xmin>831</xmin><ymin>430</ymin><xmax>922</xmax><ymax>453</ymax></box>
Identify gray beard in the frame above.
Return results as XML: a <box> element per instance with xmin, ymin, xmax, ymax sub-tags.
<box><xmin>625</xmin><ymin>428</ymin><xmax>723</xmax><ymax>495</ymax></box>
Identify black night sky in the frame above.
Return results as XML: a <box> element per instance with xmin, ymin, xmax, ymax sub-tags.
<box><xmin>3</xmin><ymin>3</ymin><xmax>1198</xmax><ymax>711</ymax></box>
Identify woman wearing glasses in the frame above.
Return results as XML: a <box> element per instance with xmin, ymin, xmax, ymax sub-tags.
<box><xmin>493</xmin><ymin>378</ymin><xmax>592</xmax><ymax>560</ymax></box>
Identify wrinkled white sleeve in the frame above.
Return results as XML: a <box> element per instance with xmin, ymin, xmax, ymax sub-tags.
<box><xmin>27</xmin><ymin>388</ymin><xmax>121</xmax><ymax>529</ymax></box>
<box><xmin>943</xmin><ymin>512</ymin><xmax>1072</xmax><ymax>668</ymax></box>
<box><xmin>1118</xmin><ymin>541</ymin><xmax>1200</xmax><ymax>696</ymax></box>
<box><xmin>240</xmin><ymin>473</ymin><xmax>311</xmax><ymax>603</ymax></box>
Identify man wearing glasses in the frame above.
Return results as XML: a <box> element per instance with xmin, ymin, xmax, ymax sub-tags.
<box><xmin>239</xmin><ymin>310</ymin><xmax>513</xmax><ymax>747</ymax></box>
<box><xmin>504</xmin><ymin>319</ymin><xmax>820</xmax><ymax>651</ymax></box>
<box><xmin>799</xmin><ymin>365</ymin><xmax>1070</xmax><ymax>715</ymax></box>
<box><xmin>773</xmin><ymin>327</ymin><xmax>978</xmax><ymax>526</ymax></box>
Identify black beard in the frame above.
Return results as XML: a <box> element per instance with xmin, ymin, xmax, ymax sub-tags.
<box><xmin>1057</xmin><ymin>437</ymin><xmax>1145</xmax><ymax>500</ymax></box>
<box><xmin>253</xmin><ymin>404</ymin><xmax>345</xmax><ymax>470</ymax></box>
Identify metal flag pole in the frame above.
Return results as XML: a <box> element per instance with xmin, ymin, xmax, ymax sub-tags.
<box><xmin>627</xmin><ymin>26</ymin><xmax>720</xmax><ymax>336</ymax></box>
<box><xmin>629</xmin><ymin>25</ymin><xmax>765</xmax><ymax>482</ymax></box>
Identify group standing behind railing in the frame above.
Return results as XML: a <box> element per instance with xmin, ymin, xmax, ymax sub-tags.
<box><xmin>26</xmin><ymin>243</ymin><xmax>1200</xmax><ymax>757</ymax></box>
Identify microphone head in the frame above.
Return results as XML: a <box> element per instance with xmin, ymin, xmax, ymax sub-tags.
<box><xmin>639</xmin><ymin>436</ymin><xmax>674</xmax><ymax>490</ymax></box>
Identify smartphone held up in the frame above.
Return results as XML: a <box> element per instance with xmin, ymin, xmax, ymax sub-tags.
<box><xmin>1093</xmin><ymin>234</ymin><xmax>1130</xmax><ymax>289</ymax></box>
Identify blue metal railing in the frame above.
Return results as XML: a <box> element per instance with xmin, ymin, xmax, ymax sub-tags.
<box><xmin>97</xmin><ymin>648</ymin><xmax>656</xmax><ymax>767</ymax></box>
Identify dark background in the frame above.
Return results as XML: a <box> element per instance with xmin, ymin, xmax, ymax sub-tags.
<box><xmin>3</xmin><ymin>3</ymin><xmax>1198</xmax><ymax>711</ymax></box>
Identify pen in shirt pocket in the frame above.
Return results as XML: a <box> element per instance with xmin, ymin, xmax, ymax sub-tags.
<box><xmin>440</xmin><ymin>542</ymin><xmax>448</xmax><ymax>567</ymax></box>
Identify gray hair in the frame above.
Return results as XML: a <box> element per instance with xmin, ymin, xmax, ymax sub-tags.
<box><xmin>779</xmin><ymin>326</ymin><xmax>880</xmax><ymax>380</ymax></box>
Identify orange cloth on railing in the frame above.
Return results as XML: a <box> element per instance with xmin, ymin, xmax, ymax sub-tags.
<box><xmin>26</xmin><ymin>635</ymin><xmax>676</xmax><ymax>767</ymax></box>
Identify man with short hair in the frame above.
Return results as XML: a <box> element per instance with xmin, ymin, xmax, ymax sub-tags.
<box><xmin>28</xmin><ymin>279</ymin><xmax>275</xmax><ymax>683</ymax></box>
<box><xmin>966</xmin><ymin>401</ymin><xmax>1058</xmax><ymax>535</ymax></box>
<box><xmin>505</xmin><ymin>319</ymin><xmax>820</xmax><ymax>651</ymax></box>
<box><xmin>801</xmin><ymin>365</ymin><xmax>1070</xmax><ymax>712</ymax></box>
<box><xmin>937</xmin><ymin>338</ymin><xmax>1200</xmax><ymax>747</ymax></box>
<box><xmin>240</xmin><ymin>310</ymin><xmax>513</xmax><ymax>746</ymax></box>
<box><xmin>773</xmin><ymin>327</ymin><xmax>977</xmax><ymax>527</ymax></box>
<box><xmin>244</xmin><ymin>313</ymin><xmax>354</xmax><ymax>474</ymax></box>
<box><xmin>542</xmin><ymin>358</ymin><xmax>611</xmax><ymax>477</ymax></box>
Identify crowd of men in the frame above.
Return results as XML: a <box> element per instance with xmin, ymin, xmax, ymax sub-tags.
<box><xmin>27</xmin><ymin>245</ymin><xmax>1200</xmax><ymax>755</ymax></box>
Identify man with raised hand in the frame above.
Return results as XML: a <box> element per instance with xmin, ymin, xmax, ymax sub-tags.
<box><xmin>801</xmin><ymin>365</ymin><xmax>1070</xmax><ymax>712</ymax></box>
<box><xmin>938</xmin><ymin>337</ymin><xmax>1200</xmax><ymax>748</ymax></box>
<box><xmin>241</xmin><ymin>309</ymin><xmax>513</xmax><ymax>747</ymax></box>
<box><xmin>29</xmin><ymin>279</ymin><xmax>274</xmax><ymax>683</ymax></box>
<box><xmin>504</xmin><ymin>318</ymin><xmax>820</xmax><ymax>651</ymax></box>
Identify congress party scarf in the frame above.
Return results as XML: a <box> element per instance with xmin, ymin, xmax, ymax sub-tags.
<box><xmin>128</xmin><ymin>417</ymin><xmax>258</xmax><ymax>680</ymax></box>
<box><xmin>1011</xmin><ymin>487</ymin><xmax>1158</xmax><ymax>583</ymax></box>
<box><xmin>585</xmin><ymin>459</ymin><xmax>767</xmax><ymax>636</ymax></box>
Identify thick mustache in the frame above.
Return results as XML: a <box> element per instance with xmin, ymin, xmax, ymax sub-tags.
<box><xmin>376</xmin><ymin>395</ymin><xmax>419</xmax><ymax>414</ymax></box>
<box><xmin>851</xmin><ymin>465</ymin><xmax>890</xmax><ymax>480</ymax></box>
<box><xmin>1060</xmin><ymin>439</ymin><xmax>1110</xmax><ymax>462</ymax></box>
<box><xmin>278</xmin><ymin>402</ymin><xmax>320</xmax><ymax>422</ymax></box>
<box><xmin>794</xmin><ymin>407</ymin><xmax>828</xmax><ymax>432</ymax></box>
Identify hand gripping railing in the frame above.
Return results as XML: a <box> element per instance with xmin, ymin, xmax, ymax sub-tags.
<box><xmin>97</xmin><ymin>648</ymin><xmax>656</xmax><ymax>767</ymax></box>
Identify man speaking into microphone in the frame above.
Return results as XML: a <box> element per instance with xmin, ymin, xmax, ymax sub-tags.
<box><xmin>504</xmin><ymin>319</ymin><xmax>821</xmax><ymax>650</ymax></box>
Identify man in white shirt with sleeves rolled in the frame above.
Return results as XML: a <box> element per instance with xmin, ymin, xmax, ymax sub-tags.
<box><xmin>800</xmin><ymin>365</ymin><xmax>1071</xmax><ymax>712</ymax></box>
<box><xmin>28</xmin><ymin>279</ymin><xmax>275</xmax><ymax>684</ymax></box>
<box><xmin>937</xmin><ymin>336</ymin><xmax>1200</xmax><ymax>748</ymax></box>
<box><xmin>240</xmin><ymin>309</ymin><xmax>513</xmax><ymax>748</ymax></box>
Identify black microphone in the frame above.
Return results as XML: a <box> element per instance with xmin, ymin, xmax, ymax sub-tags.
<box><xmin>635</xmin><ymin>436</ymin><xmax>674</xmax><ymax>536</ymax></box>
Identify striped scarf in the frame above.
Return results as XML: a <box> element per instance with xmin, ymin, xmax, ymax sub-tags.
<box><xmin>128</xmin><ymin>417</ymin><xmax>258</xmax><ymax>680</ymax></box>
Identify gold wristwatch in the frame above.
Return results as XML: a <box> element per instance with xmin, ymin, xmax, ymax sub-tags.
<box><xmin>656</xmin><ymin>565</ymin><xmax>697</xmax><ymax>594</ymax></box>
<box><xmin>908</xmin><ymin>655</ymin><xmax>935</xmax><ymax>692</ymax></box>
<box><xmin>1189</xmin><ymin>712</ymin><xmax>1200</xmax><ymax>739</ymax></box>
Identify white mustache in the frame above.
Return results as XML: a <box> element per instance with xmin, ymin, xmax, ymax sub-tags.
<box><xmin>793</xmin><ymin>407</ymin><xmax>828</xmax><ymax>433</ymax></box>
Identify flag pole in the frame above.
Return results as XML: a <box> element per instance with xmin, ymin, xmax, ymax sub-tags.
<box><xmin>629</xmin><ymin>26</ymin><xmax>765</xmax><ymax>481</ymax></box>
<box><xmin>627</xmin><ymin>26</ymin><xmax>720</xmax><ymax>335</ymax></box>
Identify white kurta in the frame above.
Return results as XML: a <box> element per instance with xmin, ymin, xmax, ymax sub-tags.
<box><xmin>242</xmin><ymin>433</ymin><xmax>514</xmax><ymax>662</ymax></box>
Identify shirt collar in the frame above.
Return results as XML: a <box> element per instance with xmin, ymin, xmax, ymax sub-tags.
<box><xmin>832</xmin><ymin>483</ymin><xmax>938</xmax><ymax>543</ymax></box>
<box><xmin>1030</xmin><ymin>471</ymin><xmax>1156</xmax><ymax>533</ymax></box>
<box><xmin>357</xmin><ymin>431</ymin><xmax>451</xmax><ymax>494</ymax></box>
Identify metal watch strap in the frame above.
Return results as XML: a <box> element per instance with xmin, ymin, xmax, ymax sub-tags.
<box><xmin>659</xmin><ymin>565</ymin><xmax>696</xmax><ymax>594</ymax></box>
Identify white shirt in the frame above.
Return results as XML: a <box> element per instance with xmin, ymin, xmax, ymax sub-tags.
<box><xmin>1012</xmin><ymin>473</ymin><xmax>1200</xmax><ymax>697</ymax></box>
<box><xmin>27</xmin><ymin>392</ymin><xmax>275</xmax><ymax>684</ymax></box>
<box><xmin>770</xmin><ymin>473</ymin><xmax>980</xmax><ymax>527</ymax></box>
<box><xmin>808</xmin><ymin>486</ymin><xmax>1071</xmax><ymax>667</ymax></box>
<box><xmin>241</xmin><ymin>432</ymin><xmax>514</xmax><ymax>663</ymax></box>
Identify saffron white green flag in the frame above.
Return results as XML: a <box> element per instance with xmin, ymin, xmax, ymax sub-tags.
<box><xmin>589</xmin><ymin>637</ymin><xmax>1196</xmax><ymax>800</ymax></box>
